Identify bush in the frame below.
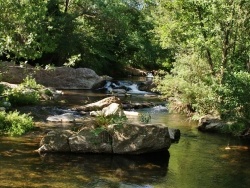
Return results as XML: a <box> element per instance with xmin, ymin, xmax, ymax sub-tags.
<box><xmin>0</xmin><ymin>111</ymin><xmax>34</xmax><ymax>136</ymax></box>
<box><xmin>154</xmin><ymin>52</ymin><xmax>219</xmax><ymax>119</ymax></box>
<box><xmin>21</xmin><ymin>76</ymin><xmax>43</xmax><ymax>90</ymax></box>
<box><xmin>221</xmin><ymin>122</ymin><xmax>246</xmax><ymax>136</ymax></box>
<box><xmin>0</xmin><ymin>84</ymin><xmax>5</xmax><ymax>95</ymax></box>
<box><xmin>218</xmin><ymin>71</ymin><xmax>250</xmax><ymax>124</ymax></box>
<box><xmin>5</xmin><ymin>87</ymin><xmax>40</xmax><ymax>106</ymax></box>
<box><xmin>3</xmin><ymin>76</ymin><xmax>43</xmax><ymax>106</ymax></box>
<box><xmin>155</xmin><ymin>52</ymin><xmax>250</xmax><ymax>135</ymax></box>
<box><xmin>138</xmin><ymin>112</ymin><xmax>151</xmax><ymax>123</ymax></box>
<box><xmin>95</xmin><ymin>114</ymin><xmax>127</xmax><ymax>128</ymax></box>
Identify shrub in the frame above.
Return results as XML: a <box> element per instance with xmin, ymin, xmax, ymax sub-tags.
<box><xmin>0</xmin><ymin>84</ymin><xmax>5</xmax><ymax>95</ymax></box>
<box><xmin>3</xmin><ymin>76</ymin><xmax>42</xmax><ymax>106</ymax></box>
<box><xmin>154</xmin><ymin>52</ymin><xmax>219</xmax><ymax>119</ymax></box>
<box><xmin>0</xmin><ymin>111</ymin><xmax>34</xmax><ymax>136</ymax></box>
<box><xmin>220</xmin><ymin>122</ymin><xmax>247</xmax><ymax>136</ymax></box>
<box><xmin>155</xmin><ymin>52</ymin><xmax>250</xmax><ymax>135</ymax></box>
<box><xmin>95</xmin><ymin>114</ymin><xmax>127</xmax><ymax>128</ymax></box>
<box><xmin>21</xmin><ymin>75</ymin><xmax>43</xmax><ymax>90</ymax></box>
<box><xmin>5</xmin><ymin>87</ymin><xmax>40</xmax><ymax>106</ymax></box>
<box><xmin>138</xmin><ymin>112</ymin><xmax>151</xmax><ymax>123</ymax></box>
<box><xmin>217</xmin><ymin>71</ymin><xmax>250</xmax><ymax>126</ymax></box>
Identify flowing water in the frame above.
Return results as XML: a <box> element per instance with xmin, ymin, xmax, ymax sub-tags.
<box><xmin>1</xmin><ymin>79</ymin><xmax>250</xmax><ymax>188</ymax></box>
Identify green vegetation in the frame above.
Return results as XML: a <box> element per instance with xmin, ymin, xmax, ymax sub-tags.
<box><xmin>95</xmin><ymin>113</ymin><xmax>127</xmax><ymax>128</ymax></box>
<box><xmin>92</xmin><ymin>113</ymin><xmax>127</xmax><ymax>138</ymax></box>
<box><xmin>0</xmin><ymin>0</ymin><xmax>168</xmax><ymax>76</ymax></box>
<box><xmin>138</xmin><ymin>112</ymin><xmax>151</xmax><ymax>123</ymax></box>
<box><xmin>0</xmin><ymin>0</ymin><xmax>249</xmax><ymax>135</ymax></box>
<box><xmin>3</xmin><ymin>76</ymin><xmax>46</xmax><ymax>106</ymax></box>
<box><xmin>152</xmin><ymin>0</ymin><xmax>250</xmax><ymax>134</ymax></box>
<box><xmin>0</xmin><ymin>76</ymin><xmax>51</xmax><ymax>136</ymax></box>
<box><xmin>0</xmin><ymin>110</ymin><xmax>34</xmax><ymax>136</ymax></box>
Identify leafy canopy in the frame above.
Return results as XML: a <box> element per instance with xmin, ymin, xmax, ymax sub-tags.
<box><xmin>153</xmin><ymin>0</ymin><xmax>250</xmax><ymax>128</ymax></box>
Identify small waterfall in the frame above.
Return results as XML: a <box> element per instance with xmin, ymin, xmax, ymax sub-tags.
<box><xmin>151</xmin><ymin>105</ymin><xmax>168</xmax><ymax>112</ymax></box>
<box><xmin>126</xmin><ymin>84</ymin><xmax>149</xmax><ymax>94</ymax></box>
<box><xmin>96</xmin><ymin>80</ymin><xmax>152</xmax><ymax>95</ymax></box>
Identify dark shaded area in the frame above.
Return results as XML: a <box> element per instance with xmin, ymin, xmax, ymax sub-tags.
<box><xmin>39</xmin><ymin>150</ymin><xmax>170</xmax><ymax>184</ymax></box>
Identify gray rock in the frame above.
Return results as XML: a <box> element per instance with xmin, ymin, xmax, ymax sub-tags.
<box><xmin>138</xmin><ymin>80</ymin><xmax>156</xmax><ymax>92</ymax></box>
<box><xmin>46</xmin><ymin>113</ymin><xmax>79</xmax><ymax>122</ymax></box>
<box><xmin>101</xmin><ymin>103</ymin><xmax>125</xmax><ymax>117</ymax></box>
<box><xmin>112</xmin><ymin>123</ymin><xmax>171</xmax><ymax>154</ymax></box>
<box><xmin>198</xmin><ymin>115</ymin><xmax>225</xmax><ymax>132</ymax></box>
<box><xmin>75</xmin><ymin>96</ymin><xmax>121</xmax><ymax>111</ymax></box>
<box><xmin>69</xmin><ymin>128</ymin><xmax>112</xmax><ymax>153</ymax></box>
<box><xmin>168</xmin><ymin>128</ymin><xmax>181</xmax><ymax>142</ymax></box>
<box><xmin>0</xmin><ymin>64</ymin><xmax>103</xmax><ymax>89</ymax></box>
<box><xmin>38</xmin><ymin>130</ymin><xmax>73</xmax><ymax>153</ymax></box>
<box><xmin>38</xmin><ymin>123</ymin><xmax>172</xmax><ymax>154</ymax></box>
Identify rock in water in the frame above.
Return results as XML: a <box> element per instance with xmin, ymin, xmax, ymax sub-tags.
<box><xmin>38</xmin><ymin>123</ymin><xmax>172</xmax><ymax>154</ymax></box>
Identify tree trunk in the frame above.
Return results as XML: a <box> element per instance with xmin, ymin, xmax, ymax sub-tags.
<box><xmin>65</xmin><ymin>0</ymin><xmax>70</xmax><ymax>13</ymax></box>
<box><xmin>196</xmin><ymin>6</ymin><xmax>214</xmax><ymax>75</ymax></box>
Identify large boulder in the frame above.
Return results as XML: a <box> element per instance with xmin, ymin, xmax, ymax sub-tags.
<box><xmin>75</xmin><ymin>96</ymin><xmax>121</xmax><ymax>111</ymax></box>
<box><xmin>0</xmin><ymin>63</ymin><xmax>103</xmax><ymax>89</ymax></box>
<box><xmin>38</xmin><ymin>123</ymin><xmax>172</xmax><ymax>154</ymax></box>
<box><xmin>112</xmin><ymin>123</ymin><xmax>171</xmax><ymax>154</ymax></box>
<box><xmin>90</xmin><ymin>102</ymin><xmax>125</xmax><ymax>117</ymax></box>
<box><xmin>198</xmin><ymin>115</ymin><xmax>225</xmax><ymax>132</ymax></box>
<box><xmin>138</xmin><ymin>80</ymin><xmax>156</xmax><ymax>92</ymax></box>
<box><xmin>38</xmin><ymin>130</ymin><xmax>74</xmax><ymax>153</ymax></box>
<box><xmin>69</xmin><ymin>127</ymin><xmax>112</xmax><ymax>153</ymax></box>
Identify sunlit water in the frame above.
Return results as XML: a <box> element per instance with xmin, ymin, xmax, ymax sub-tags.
<box><xmin>1</xmin><ymin>79</ymin><xmax>250</xmax><ymax>188</ymax></box>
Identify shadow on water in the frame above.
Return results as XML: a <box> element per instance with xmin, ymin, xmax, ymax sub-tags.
<box><xmin>2</xmin><ymin>78</ymin><xmax>250</xmax><ymax>188</ymax></box>
<box><xmin>39</xmin><ymin>151</ymin><xmax>170</xmax><ymax>186</ymax></box>
<box><xmin>0</xmin><ymin>134</ymin><xmax>170</xmax><ymax>187</ymax></box>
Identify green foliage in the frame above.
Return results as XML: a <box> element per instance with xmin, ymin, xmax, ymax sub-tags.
<box><xmin>95</xmin><ymin>113</ymin><xmax>127</xmax><ymax>128</ymax></box>
<box><xmin>220</xmin><ymin>122</ymin><xmax>246</xmax><ymax>136</ymax></box>
<box><xmin>0</xmin><ymin>84</ymin><xmax>5</xmax><ymax>95</ymax></box>
<box><xmin>218</xmin><ymin>71</ymin><xmax>250</xmax><ymax>123</ymax></box>
<box><xmin>138</xmin><ymin>112</ymin><xmax>151</xmax><ymax>123</ymax></box>
<box><xmin>154</xmin><ymin>52</ymin><xmax>219</xmax><ymax>118</ymax></box>
<box><xmin>3</xmin><ymin>76</ymin><xmax>43</xmax><ymax>106</ymax></box>
<box><xmin>93</xmin><ymin>113</ymin><xmax>127</xmax><ymax>138</ymax></box>
<box><xmin>0</xmin><ymin>0</ymin><xmax>56</xmax><ymax>60</ymax></box>
<box><xmin>5</xmin><ymin>87</ymin><xmax>40</xmax><ymax>106</ymax></box>
<box><xmin>153</xmin><ymin>0</ymin><xmax>250</xmax><ymax>132</ymax></box>
<box><xmin>0</xmin><ymin>0</ymin><xmax>166</xmax><ymax>75</ymax></box>
<box><xmin>21</xmin><ymin>76</ymin><xmax>43</xmax><ymax>90</ymax></box>
<box><xmin>0</xmin><ymin>110</ymin><xmax>34</xmax><ymax>136</ymax></box>
<box><xmin>91</xmin><ymin>127</ymin><xmax>106</xmax><ymax>137</ymax></box>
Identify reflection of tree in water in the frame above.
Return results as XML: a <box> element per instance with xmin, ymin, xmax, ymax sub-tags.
<box><xmin>40</xmin><ymin>151</ymin><xmax>170</xmax><ymax>186</ymax></box>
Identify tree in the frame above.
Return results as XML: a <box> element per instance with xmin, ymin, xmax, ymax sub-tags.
<box><xmin>0</xmin><ymin>0</ymin><xmax>56</xmax><ymax>60</ymax></box>
<box><xmin>153</xmin><ymin>0</ymin><xmax>250</xmax><ymax>127</ymax></box>
<box><xmin>0</xmin><ymin>0</ymin><xmax>165</xmax><ymax>76</ymax></box>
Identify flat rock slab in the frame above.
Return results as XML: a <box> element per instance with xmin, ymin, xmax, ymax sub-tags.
<box><xmin>38</xmin><ymin>123</ymin><xmax>172</xmax><ymax>154</ymax></box>
<box><xmin>46</xmin><ymin>113</ymin><xmax>81</xmax><ymax>122</ymax></box>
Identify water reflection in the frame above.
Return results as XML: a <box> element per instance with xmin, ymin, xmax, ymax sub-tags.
<box><xmin>39</xmin><ymin>151</ymin><xmax>170</xmax><ymax>185</ymax></box>
<box><xmin>1</xmin><ymin>84</ymin><xmax>250</xmax><ymax>188</ymax></box>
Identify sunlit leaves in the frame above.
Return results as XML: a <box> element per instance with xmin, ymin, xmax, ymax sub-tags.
<box><xmin>153</xmin><ymin>0</ymin><xmax>250</xmax><ymax>123</ymax></box>
<box><xmin>0</xmin><ymin>0</ymin><xmax>56</xmax><ymax>60</ymax></box>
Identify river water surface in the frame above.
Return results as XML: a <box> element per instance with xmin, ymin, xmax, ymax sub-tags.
<box><xmin>1</xmin><ymin>80</ymin><xmax>250</xmax><ymax>188</ymax></box>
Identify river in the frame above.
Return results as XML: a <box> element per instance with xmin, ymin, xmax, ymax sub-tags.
<box><xmin>1</xmin><ymin>79</ymin><xmax>250</xmax><ymax>188</ymax></box>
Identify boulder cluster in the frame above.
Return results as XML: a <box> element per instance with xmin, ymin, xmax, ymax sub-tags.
<box><xmin>38</xmin><ymin>96</ymin><xmax>179</xmax><ymax>154</ymax></box>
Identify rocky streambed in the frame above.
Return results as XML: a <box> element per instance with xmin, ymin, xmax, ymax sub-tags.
<box><xmin>37</xmin><ymin>96</ymin><xmax>180</xmax><ymax>154</ymax></box>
